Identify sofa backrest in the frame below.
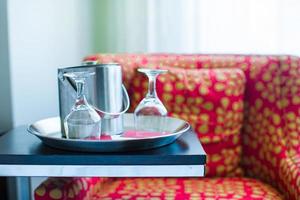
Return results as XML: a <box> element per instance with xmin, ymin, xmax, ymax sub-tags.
<box><xmin>84</xmin><ymin>54</ymin><xmax>300</xmax><ymax>181</ymax></box>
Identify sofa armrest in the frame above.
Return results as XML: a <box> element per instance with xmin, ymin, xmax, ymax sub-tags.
<box><xmin>242</xmin><ymin>55</ymin><xmax>300</xmax><ymax>200</ymax></box>
<box><xmin>279</xmin><ymin>155</ymin><xmax>300</xmax><ymax>199</ymax></box>
<box><xmin>279</xmin><ymin>55</ymin><xmax>300</xmax><ymax>199</ymax></box>
<box><xmin>34</xmin><ymin>177</ymin><xmax>104</xmax><ymax>200</ymax></box>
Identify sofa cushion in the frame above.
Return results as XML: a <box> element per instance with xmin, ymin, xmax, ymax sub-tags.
<box><xmin>129</xmin><ymin>67</ymin><xmax>246</xmax><ymax>177</ymax></box>
<box><xmin>84</xmin><ymin>177</ymin><xmax>283</xmax><ymax>200</ymax></box>
<box><xmin>34</xmin><ymin>177</ymin><xmax>107</xmax><ymax>200</ymax></box>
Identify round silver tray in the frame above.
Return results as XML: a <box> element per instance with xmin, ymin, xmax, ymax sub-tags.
<box><xmin>27</xmin><ymin>113</ymin><xmax>190</xmax><ymax>152</ymax></box>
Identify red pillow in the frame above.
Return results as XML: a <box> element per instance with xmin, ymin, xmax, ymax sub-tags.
<box><xmin>129</xmin><ymin>66</ymin><xmax>246</xmax><ymax>177</ymax></box>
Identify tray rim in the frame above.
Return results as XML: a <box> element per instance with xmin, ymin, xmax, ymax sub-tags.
<box><xmin>27</xmin><ymin>114</ymin><xmax>190</xmax><ymax>143</ymax></box>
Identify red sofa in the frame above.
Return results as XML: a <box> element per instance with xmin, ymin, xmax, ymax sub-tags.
<box><xmin>35</xmin><ymin>54</ymin><xmax>300</xmax><ymax>200</ymax></box>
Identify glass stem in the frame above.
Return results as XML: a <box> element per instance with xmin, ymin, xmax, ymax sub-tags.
<box><xmin>75</xmin><ymin>80</ymin><xmax>86</xmax><ymax>104</ymax></box>
<box><xmin>146</xmin><ymin>74</ymin><xmax>157</xmax><ymax>98</ymax></box>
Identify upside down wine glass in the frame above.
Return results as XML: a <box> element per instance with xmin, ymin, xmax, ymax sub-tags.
<box><xmin>63</xmin><ymin>72</ymin><xmax>101</xmax><ymax>139</ymax></box>
<box><xmin>134</xmin><ymin>68</ymin><xmax>168</xmax><ymax>133</ymax></box>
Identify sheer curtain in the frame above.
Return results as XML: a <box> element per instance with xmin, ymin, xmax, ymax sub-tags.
<box><xmin>94</xmin><ymin>0</ymin><xmax>300</xmax><ymax>56</ymax></box>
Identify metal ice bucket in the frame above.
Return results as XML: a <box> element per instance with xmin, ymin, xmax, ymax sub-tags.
<box><xmin>58</xmin><ymin>63</ymin><xmax>130</xmax><ymax>137</ymax></box>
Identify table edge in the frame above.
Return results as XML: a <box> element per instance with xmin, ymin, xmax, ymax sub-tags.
<box><xmin>0</xmin><ymin>164</ymin><xmax>205</xmax><ymax>177</ymax></box>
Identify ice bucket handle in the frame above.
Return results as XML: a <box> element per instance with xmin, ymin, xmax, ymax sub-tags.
<box><xmin>95</xmin><ymin>84</ymin><xmax>130</xmax><ymax>119</ymax></box>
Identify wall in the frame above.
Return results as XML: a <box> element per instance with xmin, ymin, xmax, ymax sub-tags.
<box><xmin>5</xmin><ymin>1</ymin><xmax>95</xmax><ymax>199</ymax></box>
<box><xmin>0</xmin><ymin>0</ymin><xmax>13</xmax><ymax>134</ymax></box>
<box><xmin>7</xmin><ymin>0</ymin><xmax>94</xmax><ymax>126</ymax></box>
<box><xmin>0</xmin><ymin>0</ymin><xmax>10</xmax><ymax>198</ymax></box>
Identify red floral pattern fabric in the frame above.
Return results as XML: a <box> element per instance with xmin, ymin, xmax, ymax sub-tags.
<box><xmin>35</xmin><ymin>54</ymin><xmax>300</xmax><ymax>200</ymax></box>
<box><xmin>129</xmin><ymin>66</ymin><xmax>245</xmax><ymax>177</ymax></box>
<box><xmin>85</xmin><ymin>177</ymin><xmax>283</xmax><ymax>200</ymax></box>
<box><xmin>34</xmin><ymin>177</ymin><xmax>106</xmax><ymax>200</ymax></box>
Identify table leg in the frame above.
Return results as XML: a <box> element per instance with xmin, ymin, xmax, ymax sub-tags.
<box><xmin>7</xmin><ymin>177</ymin><xmax>31</xmax><ymax>200</ymax></box>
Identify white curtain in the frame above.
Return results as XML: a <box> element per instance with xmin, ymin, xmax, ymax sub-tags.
<box><xmin>95</xmin><ymin>0</ymin><xmax>300</xmax><ymax>56</ymax></box>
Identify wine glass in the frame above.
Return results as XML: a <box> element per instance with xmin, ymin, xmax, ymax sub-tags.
<box><xmin>134</xmin><ymin>68</ymin><xmax>168</xmax><ymax>133</ymax></box>
<box><xmin>63</xmin><ymin>71</ymin><xmax>101</xmax><ymax>139</ymax></box>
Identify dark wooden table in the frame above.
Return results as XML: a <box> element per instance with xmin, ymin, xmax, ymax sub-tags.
<box><xmin>0</xmin><ymin>126</ymin><xmax>206</xmax><ymax>177</ymax></box>
<box><xmin>0</xmin><ymin>126</ymin><xmax>206</xmax><ymax>199</ymax></box>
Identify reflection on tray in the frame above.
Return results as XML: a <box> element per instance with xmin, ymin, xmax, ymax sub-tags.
<box><xmin>82</xmin><ymin>130</ymin><xmax>170</xmax><ymax>141</ymax></box>
<box><xmin>122</xmin><ymin>130</ymin><xmax>170</xmax><ymax>138</ymax></box>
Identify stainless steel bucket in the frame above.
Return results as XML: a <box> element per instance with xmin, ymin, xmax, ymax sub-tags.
<box><xmin>58</xmin><ymin>63</ymin><xmax>130</xmax><ymax>137</ymax></box>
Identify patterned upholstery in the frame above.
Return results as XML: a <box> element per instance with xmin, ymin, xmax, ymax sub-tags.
<box><xmin>35</xmin><ymin>177</ymin><xmax>284</xmax><ymax>200</ymax></box>
<box><xmin>82</xmin><ymin>177</ymin><xmax>283</xmax><ymax>200</ymax></box>
<box><xmin>129</xmin><ymin>66</ymin><xmax>246</xmax><ymax>177</ymax></box>
<box><xmin>34</xmin><ymin>177</ymin><xmax>106</xmax><ymax>200</ymax></box>
<box><xmin>35</xmin><ymin>54</ymin><xmax>300</xmax><ymax>200</ymax></box>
